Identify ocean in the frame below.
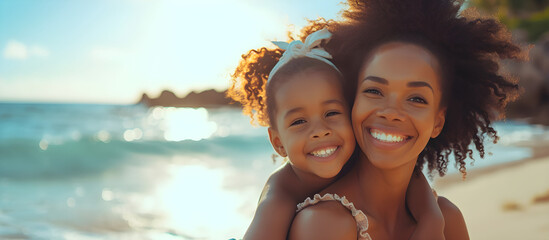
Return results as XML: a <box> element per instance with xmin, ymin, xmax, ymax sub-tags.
<box><xmin>0</xmin><ymin>103</ymin><xmax>547</xmax><ymax>239</ymax></box>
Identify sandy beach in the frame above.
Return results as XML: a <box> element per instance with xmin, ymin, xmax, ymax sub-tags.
<box><xmin>434</xmin><ymin>145</ymin><xmax>549</xmax><ymax>240</ymax></box>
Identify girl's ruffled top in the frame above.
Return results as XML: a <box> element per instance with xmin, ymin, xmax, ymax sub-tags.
<box><xmin>296</xmin><ymin>193</ymin><xmax>372</xmax><ymax>240</ymax></box>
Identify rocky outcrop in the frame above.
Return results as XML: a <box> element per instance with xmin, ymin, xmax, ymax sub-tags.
<box><xmin>137</xmin><ymin>89</ymin><xmax>240</xmax><ymax>108</ymax></box>
<box><xmin>506</xmin><ymin>32</ymin><xmax>549</xmax><ymax>125</ymax></box>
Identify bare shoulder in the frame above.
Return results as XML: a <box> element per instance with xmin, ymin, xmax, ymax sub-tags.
<box><xmin>438</xmin><ymin>196</ymin><xmax>470</xmax><ymax>240</ymax></box>
<box><xmin>437</xmin><ymin>196</ymin><xmax>465</xmax><ymax>225</ymax></box>
<box><xmin>288</xmin><ymin>200</ymin><xmax>357</xmax><ymax>240</ymax></box>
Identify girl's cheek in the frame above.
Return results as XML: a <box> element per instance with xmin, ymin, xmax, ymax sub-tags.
<box><xmin>337</xmin><ymin>123</ymin><xmax>354</xmax><ymax>135</ymax></box>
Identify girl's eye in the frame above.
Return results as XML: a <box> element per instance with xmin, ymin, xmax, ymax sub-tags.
<box><xmin>290</xmin><ymin>119</ymin><xmax>306</xmax><ymax>126</ymax></box>
<box><xmin>326</xmin><ymin>111</ymin><xmax>341</xmax><ymax>117</ymax></box>
<box><xmin>363</xmin><ymin>88</ymin><xmax>382</xmax><ymax>96</ymax></box>
<box><xmin>409</xmin><ymin>96</ymin><xmax>427</xmax><ymax>104</ymax></box>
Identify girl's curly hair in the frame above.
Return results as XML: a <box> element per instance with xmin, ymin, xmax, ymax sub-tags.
<box><xmin>227</xmin><ymin>47</ymin><xmax>283</xmax><ymax>126</ymax></box>
<box><xmin>317</xmin><ymin>0</ymin><xmax>527</xmax><ymax>177</ymax></box>
<box><xmin>227</xmin><ymin>31</ymin><xmax>344</xmax><ymax>128</ymax></box>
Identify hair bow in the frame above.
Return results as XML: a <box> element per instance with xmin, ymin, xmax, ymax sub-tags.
<box><xmin>268</xmin><ymin>28</ymin><xmax>340</xmax><ymax>82</ymax></box>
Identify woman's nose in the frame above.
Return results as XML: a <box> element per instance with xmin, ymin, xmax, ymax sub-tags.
<box><xmin>376</xmin><ymin>106</ymin><xmax>405</xmax><ymax>122</ymax></box>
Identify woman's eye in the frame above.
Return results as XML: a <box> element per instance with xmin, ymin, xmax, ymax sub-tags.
<box><xmin>363</xmin><ymin>88</ymin><xmax>382</xmax><ymax>96</ymax></box>
<box><xmin>290</xmin><ymin>119</ymin><xmax>306</xmax><ymax>126</ymax></box>
<box><xmin>326</xmin><ymin>111</ymin><xmax>341</xmax><ymax>117</ymax></box>
<box><xmin>409</xmin><ymin>96</ymin><xmax>427</xmax><ymax>104</ymax></box>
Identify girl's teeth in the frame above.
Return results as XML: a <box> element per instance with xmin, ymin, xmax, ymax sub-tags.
<box><xmin>370</xmin><ymin>129</ymin><xmax>405</xmax><ymax>143</ymax></box>
<box><xmin>311</xmin><ymin>147</ymin><xmax>337</xmax><ymax>157</ymax></box>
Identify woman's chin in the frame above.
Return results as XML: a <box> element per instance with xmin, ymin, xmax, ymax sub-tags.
<box><xmin>364</xmin><ymin>152</ymin><xmax>417</xmax><ymax>170</ymax></box>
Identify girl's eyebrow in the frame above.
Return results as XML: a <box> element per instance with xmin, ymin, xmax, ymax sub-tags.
<box><xmin>323</xmin><ymin>99</ymin><xmax>345</xmax><ymax>106</ymax></box>
<box><xmin>284</xmin><ymin>107</ymin><xmax>304</xmax><ymax>119</ymax></box>
<box><xmin>363</xmin><ymin>75</ymin><xmax>434</xmax><ymax>93</ymax></box>
<box><xmin>284</xmin><ymin>99</ymin><xmax>345</xmax><ymax>119</ymax></box>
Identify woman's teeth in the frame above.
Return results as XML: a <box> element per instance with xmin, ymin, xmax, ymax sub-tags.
<box><xmin>310</xmin><ymin>147</ymin><xmax>337</xmax><ymax>157</ymax></box>
<box><xmin>370</xmin><ymin>129</ymin><xmax>406</xmax><ymax>143</ymax></box>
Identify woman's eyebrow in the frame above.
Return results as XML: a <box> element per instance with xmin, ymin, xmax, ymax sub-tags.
<box><xmin>363</xmin><ymin>76</ymin><xmax>388</xmax><ymax>84</ymax></box>
<box><xmin>364</xmin><ymin>76</ymin><xmax>434</xmax><ymax>93</ymax></box>
<box><xmin>407</xmin><ymin>81</ymin><xmax>434</xmax><ymax>93</ymax></box>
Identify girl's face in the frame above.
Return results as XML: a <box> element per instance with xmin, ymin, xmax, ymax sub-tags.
<box><xmin>352</xmin><ymin>42</ymin><xmax>446</xmax><ymax>170</ymax></box>
<box><xmin>268</xmin><ymin>68</ymin><xmax>356</xmax><ymax>179</ymax></box>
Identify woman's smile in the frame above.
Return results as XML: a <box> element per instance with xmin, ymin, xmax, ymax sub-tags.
<box><xmin>366</xmin><ymin>126</ymin><xmax>414</xmax><ymax>150</ymax></box>
<box><xmin>369</xmin><ymin>128</ymin><xmax>409</xmax><ymax>143</ymax></box>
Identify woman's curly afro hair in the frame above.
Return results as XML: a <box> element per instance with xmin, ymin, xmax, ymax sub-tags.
<box><xmin>317</xmin><ymin>0</ymin><xmax>527</xmax><ymax>177</ymax></box>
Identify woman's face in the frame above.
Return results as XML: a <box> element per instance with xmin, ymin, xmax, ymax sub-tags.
<box><xmin>352</xmin><ymin>42</ymin><xmax>446</xmax><ymax>170</ymax></box>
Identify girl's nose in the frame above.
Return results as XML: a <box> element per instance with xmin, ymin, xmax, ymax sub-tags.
<box><xmin>310</xmin><ymin>123</ymin><xmax>332</xmax><ymax>139</ymax></box>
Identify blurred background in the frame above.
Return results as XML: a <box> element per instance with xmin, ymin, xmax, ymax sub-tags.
<box><xmin>0</xmin><ymin>0</ymin><xmax>548</xmax><ymax>239</ymax></box>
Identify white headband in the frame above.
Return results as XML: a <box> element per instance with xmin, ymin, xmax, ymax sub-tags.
<box><xmin>268</xmin><ymin>28</ymin><xmax>340</xmax><ymax>82</ymax></box>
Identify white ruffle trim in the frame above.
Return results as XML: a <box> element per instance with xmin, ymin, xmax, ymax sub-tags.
<box><xmin>297</xmin><ymin>193</ymin><xmax>372</xmax><ymax>240</ymax></box>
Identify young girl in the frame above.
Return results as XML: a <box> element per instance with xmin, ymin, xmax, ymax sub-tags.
<box><xmin>289</xmin><ymin>0</ymin><xmax>525</xmax><ymax>239</ymax></box>
<box><xmin>228</xmin><ymin>29</ymin><xmax>443</xmax><ymax>240</ymax></box>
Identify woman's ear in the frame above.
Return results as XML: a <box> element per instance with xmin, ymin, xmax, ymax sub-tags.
<box><xmin>431</xmin><ymin>107</ymin><xmax>446</xmax><ymax>138</ymax></box>
<box><xmin>268</xmin><ymin>127</ymin><xmax>287</xmax><ymax>157</ymax></box>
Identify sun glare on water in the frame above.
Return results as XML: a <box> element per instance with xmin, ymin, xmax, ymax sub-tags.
<box><xmin>154</xmin><ymin>164</ymin><xmax>250</xmax><ymax>239</ymax></box>
<box><xmin>147</xmin><ymin>107</ymin><xmax>218</xmax><ymax>142</ymax></box>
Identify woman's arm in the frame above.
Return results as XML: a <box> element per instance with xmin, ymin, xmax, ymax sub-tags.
<box><xmin>288</xmin><ymin>201</ymin><xmax>357</xmax><ymax>240</ymax></box>
<box><xmin>438</xmin><ymin>196</ymin><xmax>469</xmax><ymax>240</ymax></box>
<box><xmin>406</xmin><ymin>172</ymin><xmax>446</xmax><ymax>240</ymax></box>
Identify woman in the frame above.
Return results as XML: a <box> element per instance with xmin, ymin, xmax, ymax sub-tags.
<box><xmin>289</xmin><ymin>0</ymin><xmax>524</xmax><ymax>239</ymax></box>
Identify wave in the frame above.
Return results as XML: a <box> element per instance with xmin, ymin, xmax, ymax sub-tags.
<box><xmin>0</xmin><ymin>135</ymin><xmax>272</xmax><ymax>180</ymax></box>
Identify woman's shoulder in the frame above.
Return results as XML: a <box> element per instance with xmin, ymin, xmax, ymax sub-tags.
<box><xmin>437</xmin><ymin>196</ymin><xmax>470</xmax><ymax>240</ymax></box>
<box><xmin>289</xmin><ymin>196</ymin><xmax>358</xmax><ymax>240</ymax></box>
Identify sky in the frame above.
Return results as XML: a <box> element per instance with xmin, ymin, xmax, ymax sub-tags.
<box><xmin>0</xmin><ymin>0</ymin><xmax>345</xmax><ymax>104</ymax></box>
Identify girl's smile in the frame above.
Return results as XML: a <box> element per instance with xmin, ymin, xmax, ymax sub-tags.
<box><xmin>308</xmin><ymin>145</ymin><xmax>340</xmax><ymax>162</ymax></box>
<box><xmin>309</xmin><ymin>146</ymin><xmax>338</xmax><ymax>157</ymax></box>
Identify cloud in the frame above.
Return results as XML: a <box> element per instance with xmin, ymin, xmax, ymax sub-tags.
<box><xmin>3</xmin><ymin>40</ymin><xmax>50</xmax><ymax>60</ymax></box>
<box><xmin>4</xmin><ymin>40</ymin><xmax>27</xmax><ymax>59</ymax></box>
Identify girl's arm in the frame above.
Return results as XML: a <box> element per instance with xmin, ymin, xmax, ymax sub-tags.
<box><xmin>406</xmin><ymin>172</ymin><xmax>446</xmax><ymax>240</ymax></box>
<box><xmin>243</xmin><ymin>193</ymin><xmax>296</xmax><ymax>239</ymax></box>
<box><xmin>243</xmin><ymin>170</ymin><xmax>297</xmax><ymax>240</ymax></box>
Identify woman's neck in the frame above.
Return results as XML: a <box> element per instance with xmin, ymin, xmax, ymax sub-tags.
<box><xmin>355</xmin><ymin>152</ymin><xmax>417</xmax><ymax>234</ymax></box>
